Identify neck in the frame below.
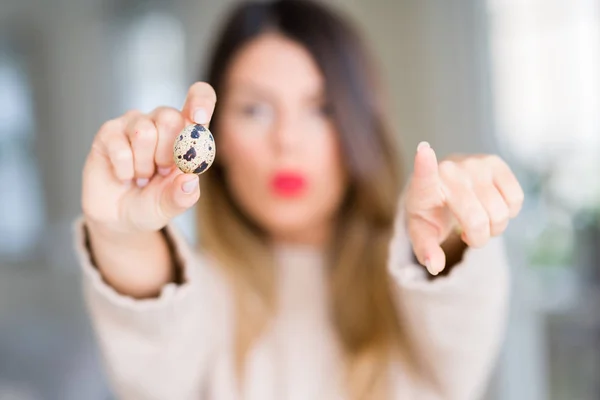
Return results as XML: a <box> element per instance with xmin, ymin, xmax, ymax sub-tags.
<box><xmin>270</xmin><ymin>220</ymin><xmax>334</xmax><ymax>252</ymax></box>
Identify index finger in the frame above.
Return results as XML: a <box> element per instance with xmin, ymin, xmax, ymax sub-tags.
<box><xmin>407</xmin><ymin>217</ymin><xmax>447</xmax><ymax>275</ymax></box>
<box><xmin>406</xmin><ymin>142</ymin><xmax>442</xmax><ymax>213</ymax></box>
<box><xmin>182</xmin><ymin>82</ymin><xmax>217</xmax><ymax>126</ymax></box>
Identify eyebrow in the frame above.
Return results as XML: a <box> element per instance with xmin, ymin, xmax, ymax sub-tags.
<box><xmin>225</xmin><ymin>80</ymin><xmax>327</xmax><ymax>104</ymax></box>
<box><xmin>224</xmin><ymin>82</ymin><xmax>274</xmax><ymax>101</ymax></box>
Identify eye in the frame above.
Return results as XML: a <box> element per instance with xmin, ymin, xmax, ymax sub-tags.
<box><xmin>240</xmin><ymin>103</ymin><xmax>273</xmax><ymax>120</ymax></box>
<box><xmin>318</xmin><ymin>103</ymin><xmax>333</xmax><ymax>117</ymax></box>
<box><xmin>311</xmin><ymin>102</ymin><xmax>333</xmax><ymax>118</ymax></box>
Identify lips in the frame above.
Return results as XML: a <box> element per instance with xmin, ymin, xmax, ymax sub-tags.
<box><xmin>270</xmin><ymin>172</ymin><xmax>307</xmax><ymax>197</ymax></box>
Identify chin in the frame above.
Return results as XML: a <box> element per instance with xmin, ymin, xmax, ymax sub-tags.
<box><xmin>259</xmin><ymin>204</ymin><xmax>325</xmax><ymax>243</ymax></box>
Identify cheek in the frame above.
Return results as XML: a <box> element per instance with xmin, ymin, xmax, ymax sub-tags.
<box><xmin>218</xmin><ymin>120</ymin><xmax>270</xmax><ymax>175</ymax></box>
<box><xmin>308</xmin><ymin>132</ymin><xmax>347</xmax><ymax>197</ymax></box>
<box><xmin>217</xmin><ymin>119</ymin><xmax>273</xmax><ymax>218</ymax></box>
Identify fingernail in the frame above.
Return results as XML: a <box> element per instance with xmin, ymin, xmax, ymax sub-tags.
<box><xmin>417</xmin><ymin>141</ymin><xmax>431</xmax><ymax>152</ymax></box>
<box><xmin>158</xmin><ymin>167</ymin><xmax>172</xmax><ymax>176</ymax></box>
<box><xmin>136</xmin><ymin>178</ymin><xmax>149</xmax><ymax>188</ymax></box>
<box><xmin>122</xmin><ymin>179</ymin><xmax>132</xmax><ymax>189</ymax></box>
<box><xmin>193</xmin><ymin>108</ymin><xmax>208</xmax><ymax>124</ymax></box>
<box><xmin>182</xmin><ymin>175</ymin><xmax>199</xmax><ymax>194</ymax></box>
<box><xmin>425</xmin><ymin>258</ymin><xmax>438</xmax><ymax>275</ymax></box>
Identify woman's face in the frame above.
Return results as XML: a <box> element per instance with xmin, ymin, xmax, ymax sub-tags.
<box><xmin>217</xmin><ymin>33</ymin><xmax>348</xmax><ymax>246</ymax></box>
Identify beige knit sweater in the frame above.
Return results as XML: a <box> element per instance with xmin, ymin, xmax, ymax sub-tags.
<box><xmin>73</xmin><ymin>207</ymin><xmax>509</xmax><ymax>400</ymax></box>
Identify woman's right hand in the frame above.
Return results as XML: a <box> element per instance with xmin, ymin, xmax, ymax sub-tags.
<box><xmin>80</xmin><ymin>83</ymin><xmax>216</xmax><ymax>297</ymax></box>
<box><xmin>82</xmin><ymin>82</ymin><xmax>217</xmax><ymax>237</ymax></box>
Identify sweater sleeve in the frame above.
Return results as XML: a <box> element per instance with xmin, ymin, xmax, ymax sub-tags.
<box><xmin>73</xmin><ymin>217</ymin><xmax>227</xmax><ymax>400</ymax></box>
<box><xmin>388</xmin><ymin>201</ymin><xmax>510</xmax><ymax>400</ymax></box>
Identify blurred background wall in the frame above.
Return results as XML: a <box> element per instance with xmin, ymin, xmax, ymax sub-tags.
<box><xmin>0</xmin><ymin>0</ymin><xmax>599</xmax><ymax>399</ymax></box>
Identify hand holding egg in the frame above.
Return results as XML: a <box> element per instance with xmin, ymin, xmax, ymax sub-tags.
<box><xmin>82</xmin><ymin>82</ymin><xmax>217</xmax><ymax>236</ymax></box>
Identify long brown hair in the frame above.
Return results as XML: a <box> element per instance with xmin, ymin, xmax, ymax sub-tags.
<box><xmin>198</xmin><ymin>0</ymin><xmax>408</xmax><ymax>397</ymax></box>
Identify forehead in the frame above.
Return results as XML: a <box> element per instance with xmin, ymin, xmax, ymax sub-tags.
<box><xmin>224</xmin><ymin>33</ymin><xmax>325</xmax><ymax>97</ymax></box>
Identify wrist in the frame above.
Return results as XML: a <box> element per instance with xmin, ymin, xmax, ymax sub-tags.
<box><xmin>83</xmin><ymin>218</ymin><xmax>176</xmax><ymax>298</ymax></box>
<box><xmin>84</xmin><ymin>217</ymin><xmax>160</xmax><ymax>248</ymax></box>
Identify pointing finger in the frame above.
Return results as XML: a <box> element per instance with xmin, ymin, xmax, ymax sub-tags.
<box><xmin>408</xmin><ymin>217</ymin><xmax>447</xmax><ymax>275</ymax></box>
<box><xmin>406</xmin><ymin>142</ymin><xmax>443</xmax><ymax>213</ymax></box>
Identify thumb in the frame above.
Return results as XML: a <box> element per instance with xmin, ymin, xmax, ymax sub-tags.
<box><xmin>408</xmin><ymin>217</ymin><xmax>447</xmax><ymax>275</ymax></box>
<box><xmin>158</xmin><ymin>173</ymin><xmax>200</xmax><ymax>220</ymax></box>
<box><xmin>406</xmin><ymin>142</ymin><xmax>442</xmax><ymax>212</ymax></box>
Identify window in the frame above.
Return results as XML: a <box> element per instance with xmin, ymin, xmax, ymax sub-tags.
<box><xmin>488</xmin><ymin>0</ymin><xmax>600</xmax><ymax>267</ymax></box>
<box><xmin>0</xmin><ymin>41</ymin><xmax>45</xmax><ymax>262</ymax></box>
<box><xmin>487</xmin><ymin>1</ymin><xmax>600</xmax><ymax>399</ymax></box>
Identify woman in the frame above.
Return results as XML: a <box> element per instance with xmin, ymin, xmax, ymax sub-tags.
<box><xmin>76</xmin><ymin>1</ymin><xmax>523</xmax><ymax>399</ymax></box>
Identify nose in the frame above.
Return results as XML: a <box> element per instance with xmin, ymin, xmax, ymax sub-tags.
<box><xmin>271</xmin><ymin>110</ymin><xmax>301</xmax><ymax>156</ymax></box>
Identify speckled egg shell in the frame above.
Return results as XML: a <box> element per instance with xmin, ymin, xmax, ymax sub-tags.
<box><xmin>173</xmin><ymin>124</ymin><xmax>216</xmax><ymax>174</ymax></box>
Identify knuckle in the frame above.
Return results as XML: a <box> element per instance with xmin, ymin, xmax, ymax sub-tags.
<box><xmin>155</xmin><ymin>107</ymin><xmax>184</xmax><ymax>131</ymax></box>
<box><xmin>135</xmin><ymin>168</ymin><xmax>154</xmax><ymax>179</ymax></box>
<box><xmin>464</xmin><ymin>210</ymin><xmax>489</xmax><ymax>233</ymax></box>
<box><xmin>131</xmin><ymin>117</ymin><xmax>157</xmax><ymax>142</ymax></box>
<box><xmin>490</xmin><ymin>208</ymin><xmax>509</xmax><ymax>226</ymax></box>
<box><xmin>462</xmin><ymin>157</ymin><xmax>480</xmax><ymax>171</ymax></box>
<box><xmin>511</xmin><ymin>190</ymin><xmax>525</xmax><ymax>208</ymax></box>
<box><xmin>506</xmin><ymin>190</ymin><xmax>525</xmax><ymax>217</ymax></box>
<box><xmin>488</xmin><ymin>195</ymin><xmax>510</xmax><ymax>221</ymax></box>
<box><xmin>464</xmin><ymin>157</ymin><xmax>492</xmax><ymax>181</ymax></box>
<box><xmin>97</xmin><ymin>119</ymin><xmax>121</xmax><ymax>139</ymax></box>
<box><xmin>118</xmin><ymin>171</ymin><xmax>134</xmax><ymax>182</ymax></box>
<box><xmin>112</xmin><ymin>147</ymin><xmax>132</xmax><ymax>162</ymax></box>
<box><xmin>114</xmin><ymin>169</ymin><xmax>134</xmax><ymax>182</ymax></box>
<box><xmin>489</xmin><ymin>211</ymin><xmax>509</xmax><ymax>234</ymax></box>
<box><xmin>490</xmin><ymin>220</ymin><xmax>508</xmax><ymax>236</ymax></box>
<box><xmin>124</xmin><ymin>109</ymin><xmax>142</xmax><ymax>119</ymax></box>
<box><xmin>463</xmin><ymin>225</ymin><xmax>490</xmax><ymax>247</ymax></box>
<box><xmin>487</xmin><ymin>154</ymin><xmax>504</xmax><ymax>167</ymax></box>
<box><xmin>470</xmin><ymin>235</ymin><xmax>490</xmax><ymax>248</ymax></box>
<box><xmin>438</xmin><ymin>160</ymin><xmax>457</xmax><ymax>179</ymax></box>
<box><xmin>492</xmin><ymin>156</ymin><xmax>514</xmax><ymax>179</ymax></box>
<box><xmin>508</xmin><ymin>204</ymin><xmax>523</xmax><ymax>218</ymax></box>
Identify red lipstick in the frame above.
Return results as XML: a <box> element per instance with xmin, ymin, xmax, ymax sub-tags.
<box><xmin>271</xmin><ymin>172</ymin><xmax>306</xmax><ymax>197</ymax></box>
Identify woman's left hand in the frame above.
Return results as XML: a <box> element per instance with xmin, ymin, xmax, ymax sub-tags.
<box><xmin>404</xmin><ymin>142</ymin><xmax>524</xmax><ymax>275</ymax></box>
